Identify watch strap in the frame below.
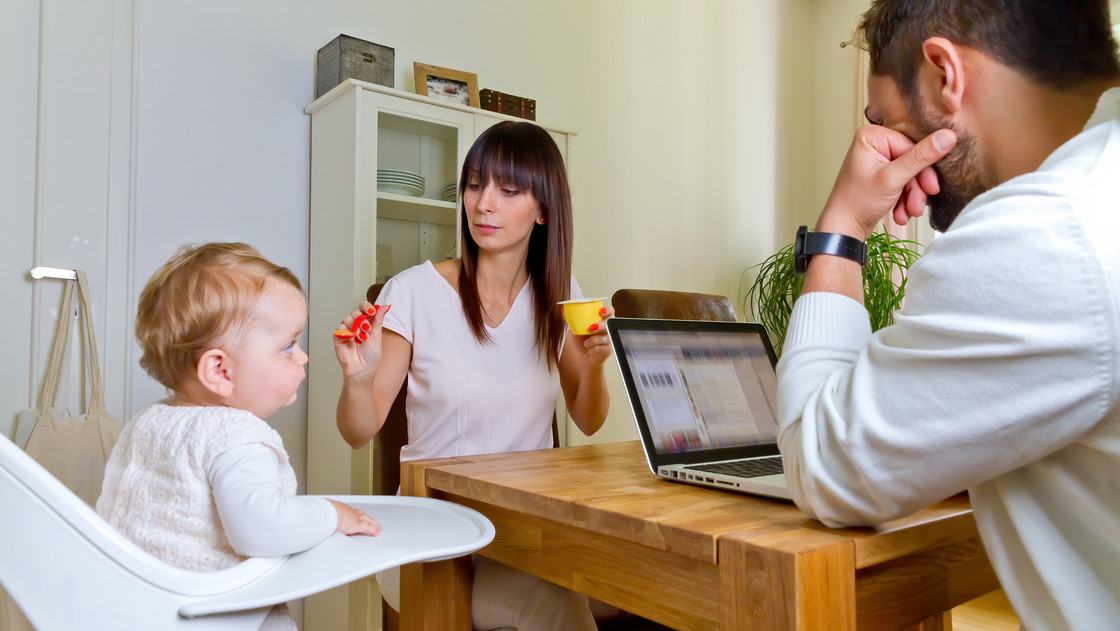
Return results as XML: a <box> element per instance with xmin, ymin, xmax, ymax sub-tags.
<box><xmin>795</xmin><ymin>225</ymin><xmax>868</xmax><ymax>274</ymax></box>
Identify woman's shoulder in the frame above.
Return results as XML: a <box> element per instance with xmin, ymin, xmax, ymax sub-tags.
<box><xmin>384</xmin><ymin>260</ymin><xmax>456</xmax><ymax>292</ymax></box>
<box><xmin>376</xmin><ymin>262</ymin><xmax>459</xmax><ymax>333</ymax></box>
<box><xmin>431</xmin><ymin>259</ymin><xmax>460</xmax><ymax>290</ymax></box>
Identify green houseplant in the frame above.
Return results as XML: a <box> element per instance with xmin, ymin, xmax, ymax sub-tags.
<box><xmin>742</xmin><ymin>230</ymin><xmax>923</xmax><ymax>355</ymax></box>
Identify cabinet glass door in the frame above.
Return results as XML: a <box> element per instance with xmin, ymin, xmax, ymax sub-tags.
<box><xmin>363</xmin><ymin>94</ymin><xmax>473</xmax><ymax>285</ymax></box>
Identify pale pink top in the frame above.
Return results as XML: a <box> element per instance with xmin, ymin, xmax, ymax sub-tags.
<box><xmin>375</xmin><ymin>261</ymin><xmax>581</xmax><ymax>464</ymax></box>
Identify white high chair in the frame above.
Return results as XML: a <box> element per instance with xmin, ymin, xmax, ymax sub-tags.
<box><xmin>0</xmin><ymin>434</ymin><xmax>494</xmax><ymax>630</ymax></box>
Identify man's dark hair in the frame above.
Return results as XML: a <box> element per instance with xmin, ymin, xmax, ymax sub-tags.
<box><xmin>857</xmin><ymin>0</ymin><xmax>1120</xmax><ymax>97</ymax></box>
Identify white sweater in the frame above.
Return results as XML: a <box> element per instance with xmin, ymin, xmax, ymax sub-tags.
<box><xmin>777</xmin><ymin>88</ymin><xmax>1120</xmax><ymax>631</ymax></box>
<box><xmin>98</xmin><ymin>404</ymin><xmax>336</xmax><ymax>571</ymax></box>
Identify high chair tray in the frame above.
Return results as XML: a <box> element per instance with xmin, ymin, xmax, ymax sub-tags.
<box><xmin>179</xmin><ymin>495</ymin><xmax>494</xmax><ymax>618</ymax></box>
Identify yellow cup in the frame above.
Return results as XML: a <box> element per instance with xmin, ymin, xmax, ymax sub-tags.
<box><xmin>558</xmin><ymin>298</ymin><xmax>605</xmax><ymax>335</ymax></box>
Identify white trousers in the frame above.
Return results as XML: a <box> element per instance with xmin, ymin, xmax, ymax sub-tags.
<box><xmin>377</xmin><ymin>555</ymin><xmax>597</xmax><ymax>631</ymax></box>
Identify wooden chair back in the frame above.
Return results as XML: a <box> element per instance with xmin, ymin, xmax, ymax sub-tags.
<box><xmin>610</xmin><ymin>288</ymin><xmax>737</xmax><ymax>322</ymax></box>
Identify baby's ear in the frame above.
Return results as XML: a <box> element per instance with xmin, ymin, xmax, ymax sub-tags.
<box><xmin>196</xmin><ymin>348</ymin><xmax>234</xmax><ymax>398</ymax></box>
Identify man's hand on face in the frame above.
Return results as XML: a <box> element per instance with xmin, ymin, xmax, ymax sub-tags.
<box><xmin>818</xmin><ymin>125</ymin><xmax>957</xmax><ymax>240</ymax></box>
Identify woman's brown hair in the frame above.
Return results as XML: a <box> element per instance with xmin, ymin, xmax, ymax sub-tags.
<box><xmin>457</xmin><ymin>121</ymin><xmax>573</xmax><ymax>369</ymax></box>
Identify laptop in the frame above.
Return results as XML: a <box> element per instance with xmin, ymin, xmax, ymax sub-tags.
<box><xmin>606</xmin><ymin>317</ymin><xmax>791</xmax><ymax>500</ymax></box>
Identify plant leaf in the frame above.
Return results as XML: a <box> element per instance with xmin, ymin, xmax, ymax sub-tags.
<box><xmin>742</xmin><ymin>230</ymin><xmax>923</xmax><ymax>356</ymax></box>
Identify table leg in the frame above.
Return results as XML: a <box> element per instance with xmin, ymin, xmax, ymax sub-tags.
<box><xmin>719</xmin><ymin>529</ymin><xmax>855</xmax><ymax>631</ymax></box>
<box><xmin>399</xmin><ymin>457</ymin><xmax>475</xmax><ymax>631</ymax></box>
<box><xmin>902</xmin><ymin>612</ymin><xmax>951</xmax><ymax>631</ymax></box>
<box><xmin>400</xmin><ymin>556</ymin><xmax>472</xmax><ymax>631</ymax></box>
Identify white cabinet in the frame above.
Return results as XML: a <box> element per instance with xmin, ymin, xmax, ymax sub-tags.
<box><xmin>302</xmin><ymin>79</ymin><xmax>574</xmax><ymax>629</ymax></box>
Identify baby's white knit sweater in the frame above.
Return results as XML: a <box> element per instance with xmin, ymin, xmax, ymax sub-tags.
<box><xmin>98</xmin><ymin>404</ymin><xmax>298</xmax><ymax>571</ymax></box>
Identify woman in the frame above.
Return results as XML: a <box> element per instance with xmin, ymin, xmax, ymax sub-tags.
<box><xmin>334</xmin><ymin>121</ymin><xmax>612</xmax><ymax>630</ymax></box>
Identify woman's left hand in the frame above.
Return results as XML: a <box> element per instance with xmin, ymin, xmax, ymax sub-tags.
<box><xmin>559</xmin><ymin>305</ymin><xmax>614</xmax><ymax>436</ymax></box>
<box><xmin>574</xmin><ymin>305</ymin><xmax>615</xmax><ymax>370</ymax></box>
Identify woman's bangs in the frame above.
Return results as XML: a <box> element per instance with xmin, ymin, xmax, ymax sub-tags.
<box><xmin>470</xmin><ymin>139</ymin><xmax>535</xmax><ymax>193</ymax></box>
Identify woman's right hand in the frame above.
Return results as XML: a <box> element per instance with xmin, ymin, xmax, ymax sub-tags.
<box><xmin>333</xmin><ymin>302</ymin><xmax>390</xmax><ymax>378</ymax></box>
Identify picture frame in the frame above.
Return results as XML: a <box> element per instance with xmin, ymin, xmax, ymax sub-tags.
<box><xmin>413</xmin><ymin>62</ymin><xmax>480</xmax><ymax>108</ymax></box>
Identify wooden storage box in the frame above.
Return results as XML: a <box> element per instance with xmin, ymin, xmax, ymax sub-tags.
<box><xmin>479</xmin><ymin>89</ymin><xmax>536</xmax><ymax>121</ymax></box>
<box><xmin>316</xmin><ymin>34</ymin><xmax>394</xmax><ymax>98</ymax></box>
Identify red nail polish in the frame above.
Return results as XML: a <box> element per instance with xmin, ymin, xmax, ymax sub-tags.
<box><xmin>599</xmin><ymin>308</ymin><xmax>609</xmax><ymax>316</ymax></box>
<box><xmin>350</xmin><ymin>313</ymin><xmax>371</xmax><ymax>335</ymax></box>
<box><xmin>588</xmin><ymin>323</ymin><xmax>599</xmax><ymax>332</ymax></box>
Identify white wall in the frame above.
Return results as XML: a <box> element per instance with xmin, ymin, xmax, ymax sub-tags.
<box><xmin>0</xmin><ymin>0</ymin><xmax>39</xmax><ymax>444</ymax></box>
<box><xmin>1</xmin><ymin>0</ymin><xmax>138</xmax><ymax>454</ymax></box>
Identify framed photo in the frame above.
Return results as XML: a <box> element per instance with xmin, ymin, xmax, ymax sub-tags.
<box><xmin>413</xmin><ymin>62</ymin><xmax>480</xmax><ymax>108</ymax></box>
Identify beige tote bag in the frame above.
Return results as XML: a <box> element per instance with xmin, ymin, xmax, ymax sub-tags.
<box><xmin>22</xmin><ymin>270</ymin><xmax>122</xmax><ymax>508</ymax></box>
<box><xmin>13</xmin><ymin>279</ymin><xmax>75</xmax><ymax>450</ymax></box>
<box><xmin>4</xmin><ymin>272</ymin><xmax>123</xmax><ymax>631</ymax></box>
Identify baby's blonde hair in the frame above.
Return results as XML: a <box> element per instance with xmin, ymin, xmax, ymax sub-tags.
<box><xmin>136</xmin><ymin>242</ymin><xmax>302</xmax><ymax>391</ymax></box>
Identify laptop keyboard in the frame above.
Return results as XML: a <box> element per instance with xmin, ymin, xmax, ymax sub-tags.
<box><xmin>684</xmin><ymin>457</ymin><xmax>784</xmax><ymax>478</ymax></box>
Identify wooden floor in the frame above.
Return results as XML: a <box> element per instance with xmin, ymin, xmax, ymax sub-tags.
<box><xmin>598</xmin><ymin>589</ymin><xmax>1022</xmax><ymax>631</ymax></box>
<box><xmin>951</xmin><ymin>590</ymin><xmax>1021</xmax><ymax>631</ymax></box>
<box><xmin>374</xmin><ymin>589</ymin><xmax>1021</xmax><ymax>631</ymax></box>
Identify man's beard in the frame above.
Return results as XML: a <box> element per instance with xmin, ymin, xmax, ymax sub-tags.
<box><xmin>913</xmin><ymin>108</ymin><xmax>988</xmax><ymax>232</ymax></box>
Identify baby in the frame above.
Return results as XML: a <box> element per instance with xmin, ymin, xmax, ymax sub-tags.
<box><xmin>97</xmin><ymin>242</ymin><xmax>380</xmax><ymax>630</ymax></box>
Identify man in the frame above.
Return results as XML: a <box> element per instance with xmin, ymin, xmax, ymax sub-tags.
<box><xmin>776</xmin><ymin>1</ymin><xmax>1120</xmax><ymax>629</ymax></box>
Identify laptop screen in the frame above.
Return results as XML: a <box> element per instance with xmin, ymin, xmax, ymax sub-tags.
<box><xmin>609</xmin><ymin>319</ymin><xmax>779</xmax><ymax>456</ymax></box>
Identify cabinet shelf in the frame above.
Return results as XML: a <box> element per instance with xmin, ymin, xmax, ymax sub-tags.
<box><xmin>377</xmin><ymin>193</ymin><xmax>457</xmax><ymax>226</ymax></box>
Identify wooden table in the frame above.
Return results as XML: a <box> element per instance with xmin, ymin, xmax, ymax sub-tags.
<box><xmin>398</xmin><ymin>441</ymin><xmax>999</xmax><ymax>631</ymax></box>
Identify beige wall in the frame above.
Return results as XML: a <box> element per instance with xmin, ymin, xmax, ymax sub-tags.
<box><xmin>570</xmin><ymin>0</ymin><xmax>871</xmax><ymax>444</ymax></box>
<box><xmin>344</xmin><ymin>0</ymin><xmax>837</xmax><ymax>312</ymax></box>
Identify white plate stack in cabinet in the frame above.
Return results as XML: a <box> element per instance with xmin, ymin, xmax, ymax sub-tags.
<box><xmin>302</xmin><ymin>79</ymin><xmax>574</xmax><ymax>631</ymax></box>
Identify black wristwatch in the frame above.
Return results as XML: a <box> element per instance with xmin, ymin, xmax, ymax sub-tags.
<box><xmin>793</xmin><ymin>225</ymin><xmax>867</xmax><ymax>275</ymax></box>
